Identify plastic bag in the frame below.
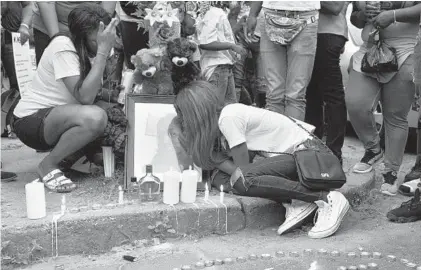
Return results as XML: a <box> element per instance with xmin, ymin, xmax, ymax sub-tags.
<box><xmin>361</xmin><ymin>30</ymin><xmax>398</xmax><ymax>73</ymax></box>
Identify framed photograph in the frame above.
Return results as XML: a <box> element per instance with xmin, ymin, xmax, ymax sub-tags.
<box><xmin>124</xmin><ymin>94</ymin><xmax>203</xmax><ymax>190</ymax></box>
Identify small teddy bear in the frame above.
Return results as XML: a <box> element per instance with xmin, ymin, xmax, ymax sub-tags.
<box><xmin>167</xmin><ymin>37</ymin><xmax>202</xmax><ymax>94</ymax></box>
<box><xmin>131</xmin><ymin>47</ymin><xmax>174</xmax><ymax>95</ymax></box>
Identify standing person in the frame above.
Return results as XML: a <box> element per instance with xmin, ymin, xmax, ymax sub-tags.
<box><xmin>246</xmin><ymin>1</ymin><xmax>320</xmax><ymax>120</ymax></box>
<box><xmin>1</xmin><ymin>1</ymin><xmax>33</xmax><ymax>90</ymax></box>
<box><xmin>32</xmin><ymin>1</ymin><xmax>116</xmax><ymax>65</ymax></box>
<box><xmin>172</xmin><ymin>81</ymin><xmax>350</xmax><ymax>239</ymax></box>
<box><xmin>114</xmin><ymin>1</ymin><xmax>155</xmax><ymax>70</ymax></box>
<box><xmin>399</xmin><ymin>21</ymin><xmax>421</xmax><ymax>196</ymax></box>
<box><xmin>229</xmin><ymin>2</ymin><xmax>267</xmax><ymax>107</ymax></box>
<box><xmin>196</xmin><ymin>2</ymin><xmax>247</xmax><ymax>105</ymax></box>
<box><xmin>12</xmin><ymin>4</ymin><xmax>119</xmax><ymax>193</ymax></box>
<box><xmin>305</xmin><ymin>2</ymin><xmax>348</xmax><ymax>163</ymax></box>
<box><xmin>346</xmin><ymin>2</ymin><xmax>421</xmax><ymax>196</ymax></box>
<box><xmin>1</xmin><ymin>1</ymin><xmax>33</xmax><ymax>137</ymax></box>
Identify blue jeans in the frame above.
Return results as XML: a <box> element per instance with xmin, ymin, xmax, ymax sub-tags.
<box><xmin>211</xmin><ymin>148</ymin><xmax>327</xmax><ymax>204</ymax></box>
<box><xmin>260</xmin><ymin>10</ymin><xmax>318</xmax><ymax>120</ymax></box>
<box><xmin>208</xmin><ymin>64</ymin><xmax>237</xmax><ymax>105</ymax></box>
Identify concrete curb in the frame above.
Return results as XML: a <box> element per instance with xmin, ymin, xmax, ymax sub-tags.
<box><xmin>1</xmin><ymin>171</ymin><xmax>375</xmax><ymax>261</ymax></box>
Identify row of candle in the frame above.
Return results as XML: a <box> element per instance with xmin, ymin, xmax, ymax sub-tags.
<box><xmin>162</xmin><ymin>166</ymin><xmax>225</xmax><ymax>205</ymax></box>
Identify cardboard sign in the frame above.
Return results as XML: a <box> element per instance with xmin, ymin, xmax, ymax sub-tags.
<box><xmin>11</xmin><ymin>32</ymin><xmax>34</xmax><ymax>94</ymax></box>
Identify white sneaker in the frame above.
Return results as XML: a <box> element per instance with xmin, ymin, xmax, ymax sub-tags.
<box><xmin>308</xmin><ymin>191</ymin><xmax>350</xmax><ymax>239</ymax></box>
<box><xmin>277</xmin><ymin>200</ymin><xmax>317</xmax><ymax>235</ymax></box>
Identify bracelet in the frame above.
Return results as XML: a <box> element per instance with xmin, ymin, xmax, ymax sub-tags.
<box><xmin>393</xmin><ymin>10</ymin><xmax>397</xmax><ymax>23</ymax></box>
<box><xmin>96</xmin><ymin>51</ymin><xmax>109</xmax><ymax>59</ymax></box>
<box><xmin>20</xmin><ymin>23</ymin><xmax>29</xmax><ymax>30</ymax></box>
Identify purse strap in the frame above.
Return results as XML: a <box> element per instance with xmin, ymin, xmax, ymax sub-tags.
<box><xmin>286</xmin><ymin>116</ymin><xmax>332</xmax><ymax>153</ymax></box>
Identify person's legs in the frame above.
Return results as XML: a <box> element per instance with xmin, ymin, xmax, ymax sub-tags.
<box><xmin>285</xmin><ymin>20</ymin><xmax>318</xmax><ymax>120</ymax></box>
<box><xmin>40</xmin><ymin>104</ymin><xmax>107</xmax><ymax>176</ymax></box>
<box><xmin>208</xmin><ymin>65</ymin><xmax>237</xmax><ymax>105</ymax></box>
<box><xmin>119</xmin><ymin>21</ymin><xmax>149</xmax><ymax>70</ymax></box>
<box><xmin>213</xmin><ymin>153</ymin><xmax>350</xmax><ymax>238</ymax></box>
<box><xmin>237</xmin><ymin>155</ymin><xmax>326</xmax><ymax>203</ymax></box>
<box><xmin>33</xmin><ymin>28</ymin><xmax>50</xmax><ymax>66</ymax></box>
<box><xmin>226</xmin><ymin>68</ymin><xmax>238</xmax><ymax>104</ymax></box>
<box><xmin>1</xmin><ymin>32</ymin><xmax>18</xmax><ymax>90</ymax></box>
<box><xmin>345</xmin><ymin>67</ymin><xmax>383</xmax><ymax>173</ymax></box>
<box><xmin>305</xmin><ymin>35</ymin><xmax>323</xmax><ymax>138</ymax></box>
<box><xmin>380</xmin><ymin>55</ymin><xmax>416</xmax><ymax>196</ymax></box>
<box><xmin>260</xmin><ymin>23</ymin><xmax>287</xmax><ymax>115</ymax></box>
<box><xmin>252</xmin><ymin>47</ymin><xmax>267</xmax><ymax>108</ymax></box>
<box><xmin>306</xmin><ymin>34</ymin><xmax>347</xmax><ymax>160</ymax></box>
<box><xmin>402</xmin><ymin>36</ymin><xmax>421</xmax><ymax>183</ymax></box>
<box><xmin>404</xmin><ymin>115</ymin><xmax>421</xmax><ymax>183</ymax></box>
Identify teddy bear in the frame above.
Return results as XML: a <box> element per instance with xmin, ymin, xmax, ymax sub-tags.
<box><xmin>130</xmin><ymin>47</ymin><xmax>174</xmax><ymax>95</ymax></box>
<box><xmin>167</xmin><ymin>37</ymin><xmax>201</xmax><ymax>94</ymax></box>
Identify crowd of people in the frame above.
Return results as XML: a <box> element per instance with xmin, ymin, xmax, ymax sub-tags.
<box><xmin>1</xmin><ymin>1</ymin><xmax>421</xmax><ymax>238</ymax></box>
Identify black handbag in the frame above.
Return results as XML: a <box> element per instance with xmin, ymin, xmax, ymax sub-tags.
<box><xmin>288</xmin><ymin>117</ymin><xmax>347</xmax><ymax>191</ymax></box>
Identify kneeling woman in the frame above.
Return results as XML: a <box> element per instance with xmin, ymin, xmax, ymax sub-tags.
<box><xmin>173</xmin><ymin>81</ymin><xmax>350</xmax><ymax>239</ymax></box>
<box><xmin>12</xmin><ymin>4</ymin><xmax>119</xmax><ymax>192</ymax></box>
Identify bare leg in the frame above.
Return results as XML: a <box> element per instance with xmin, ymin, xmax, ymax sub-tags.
<box><xmin>38</xmin><ymin>104</ymin><xmax>107</xmax><ymax>177</ymax></box>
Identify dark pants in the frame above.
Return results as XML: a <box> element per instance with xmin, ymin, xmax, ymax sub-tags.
<box><xmin>1</xmin><ymin>31</ymin><xmax>18</xmax><ymax>90</ymax></box>
<box><xmin>33</xmin><ymin>28</ymin><xmax>50</xmax><ymax>66</ymax></box>
<box><xmin>211</xmin><ymin>153</ymin><xmax>325</xmax><ymax>204</ymax></box>
<box><xmin>305</xmin><ymin>34</ymin><xmax>347</xmax><ymax>160</ymax></box>
<box><xmin>120</xmin><ymin>21</ymin><xmax>149</xmax><ymax>70</ymax></box>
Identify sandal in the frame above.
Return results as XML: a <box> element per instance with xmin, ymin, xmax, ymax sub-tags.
<box><xmin>40</xmin><ymin>169</ymin><xmax>77</xmax><ymax>193</ymax></box>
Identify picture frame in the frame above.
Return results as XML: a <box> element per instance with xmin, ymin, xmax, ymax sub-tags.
<box><xmin>124</xmin><ymin>94</ymin><xmax>204</xmax><ymax>190</ymax></box>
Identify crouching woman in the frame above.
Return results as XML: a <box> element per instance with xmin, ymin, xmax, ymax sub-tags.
<box><xmin>173</xmin><ymin>81</ymin><xmax>350</xmax><ymax>239</ymax></box>
<box><xmin>12</xmin><ymin>4</ymin><xmax>119</xmax><ymax>193</ymax></box>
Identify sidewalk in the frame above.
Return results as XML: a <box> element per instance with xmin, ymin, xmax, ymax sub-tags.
<box><xmin>1</xmin><ymin>137</ymin><xmax>376</xmax><ymax>263</ymax></box>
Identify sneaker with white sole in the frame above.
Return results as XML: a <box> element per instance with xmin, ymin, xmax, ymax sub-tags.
<box><xmin>399</xmin><ymin>179</ymin><xmax>421</xmax><ymax>197</ymax></box>
<box><xmin>381</xmin><ymin>171</ymin><xmax>398</xmax><ymax>196</ymax></box>
<box><xmin>277</xmin><ymin>200</ymin><xmax>317</xmax><ymax>235</ymax></box>
<box><xmin>308</xmin><ymin>191</ymin><xmax>350</xmax><ymax>239</ymax></box>
<box><xmin>353</xmin><ymin>149</ymin><xmax>383</xmax><ymax>174</ymax></box>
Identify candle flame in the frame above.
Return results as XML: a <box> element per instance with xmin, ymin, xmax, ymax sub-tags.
<box><xmin>220</xmin><ymin>185</ymin><xmax>223</xmax><ymax>192</ymax></box>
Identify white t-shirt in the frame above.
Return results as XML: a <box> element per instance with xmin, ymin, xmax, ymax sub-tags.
<box><xmin>218</xmin><ymin>104</ymin><xmax>315</xmax><ymax>156</ymax></box>
<box><xmin>262</xmin><ymin>1</ymin><xmax>320</xmax><ymax>11</ymax></box>
<box><xmin>196</xmin><ymin>7</ymin><xmax>235</xmax><ymax>80</ymax></box>
<box><xmin>14</xmin><ymin>36</ymin><xmax>81</xmax><ymax>118</ymax></box>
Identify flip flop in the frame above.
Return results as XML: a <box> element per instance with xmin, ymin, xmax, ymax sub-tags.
<box><xmin>41</xmin><ymin>169</ymin><xmax>77</xmax><ymax>193</ymax></box>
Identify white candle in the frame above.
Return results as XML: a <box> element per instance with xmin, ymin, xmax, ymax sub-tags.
<box><xmin>204</xmin><ymin>182</ymin><xmax>209</xmax><ymax>201</ymax></box>
<box><xmin>181</xmin><ymin>166</ymin><xmax>198</xmax><ymax>203</ymax></box>
<box><xmin>61</xmin><ymin>195</ymin><xmax>66</xmax><ymax>215</ymax></box>
<box><xmin>118</xmin><ymin>185</ymin><xmax>124</xmax><ymax>205</ymax></box>
<box><xmin>220</xmin><ymin>185</ymin><xmax>224</xmax><ymax>204</ymax></box>
<box><xmin>163</xmin><ymin>167</ymin><xmax>181</xmax><ymax>205</ymax></box>
<box><xmin>25</xmin><ymin>180</ymin><xmax>46</xmax><ymax>219</ymax></box>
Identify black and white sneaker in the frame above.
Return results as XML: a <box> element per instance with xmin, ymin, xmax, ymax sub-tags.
<box><xmin>353</xmin><ymin>149</ymin><xmax>383</xmax><ymax>174</ymax></box>
<box><xmin>381</xmin><ymin>171</ymin><xmax>398</xmax><ymax>196</ymax></box>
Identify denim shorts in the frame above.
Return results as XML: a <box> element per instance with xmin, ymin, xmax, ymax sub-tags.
<box><xmin>13</xmin><ymin>108</ymin><xmax>54</xmax><ymax>151</ymax></box>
